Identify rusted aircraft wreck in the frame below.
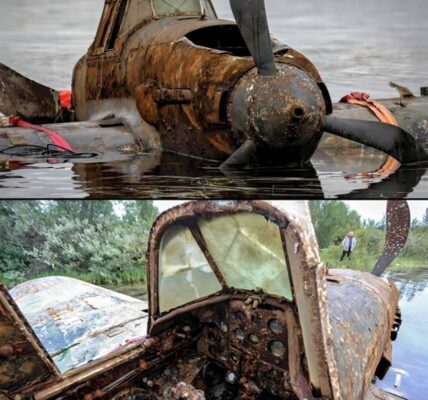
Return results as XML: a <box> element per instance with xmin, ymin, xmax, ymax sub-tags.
<box><xmin>0</xmin><ymin>0</ymin><xmax>427</xmax><ymax>168</ymax></box>
<box><xmin>0</xmin><ymin>200</ymin><xmax>410</xmax><ymax>400</ymax></box>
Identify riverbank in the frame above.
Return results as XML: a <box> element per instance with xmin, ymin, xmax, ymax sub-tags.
<box><xmin>320</xmin><ymin>247</ymin><xmax>427</xmax><ymax>272</ymax></box>
<box><xmin>12</xmin><ymin>263</ymin><xmax>428</xmax><ymax>298</ymax></box>
<box><xmin>1</xmin><ymin>268</ymin><xmax>147</xmax><ymax>290</ymax></box>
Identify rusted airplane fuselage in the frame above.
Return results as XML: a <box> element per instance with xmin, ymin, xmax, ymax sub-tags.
<box><xmin>72</xmin><ymin>0</ymin><xmax>331</xmax><ymax>164</ymax></box>
<box><xmin>0</xmin><ymin>201</ymin><xmax>405</xmax><ymax>400</ymax></box>
<box><xmin>1</xmin><ymin>0</ymin><xmax>427</xmax><ymax>169</ymax></box>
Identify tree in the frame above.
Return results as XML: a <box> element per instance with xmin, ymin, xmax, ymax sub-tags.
<box><xmin>45</xmin><ymin>201</ymin><xmax>118</xmax><ymax>225</ymax></box>
<box><xmin>423</xmin><ymin>208</ymin><xmax>428</xmax><ymax>227</ymax></box>
<box><xmin>121</xmin><ymin>201</ymin><xmax>159</xmax><ymax>228</ymax></box>
<box><xmin>0</xmin><ymin>201</ymin><xmax>160</xmax><ymax>288</ymax></box>
<box><xmin>0</xmin><ymin>201</ymin><xmax>47</xmax><ymax>283</ymax></box>
<box><xmin>309</xmin><ymin>201</ymin><xmax>361</xmax><ymax>248</ymax></box>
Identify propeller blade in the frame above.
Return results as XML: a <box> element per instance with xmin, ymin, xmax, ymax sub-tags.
<box><xmin>322</xmin><ymin>115</ymin><xmax>428</xmax><ymax>165</ymax></box>
<box><xmin>219</xmin><ymin>139</ymin><xmax>257</xmax><ymax>170</ymax></box>
<box><xmin>229</xmin><ymin>0</ymin><xmax>276</xmax><ymax>75</ymax></box>
<box><xmin>0</xmin><ymin>63</ymin><xmax>61</xmax><ymax>122</ymax></box>
<box><xmin>372</xmin><ymin>200</ymin><xmax>410</xmax><ymax>276</ymax></box>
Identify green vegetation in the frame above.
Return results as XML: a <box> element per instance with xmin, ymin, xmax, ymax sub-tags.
<box><xmin>309</xmin><ymin>201</ymin><xmax>428</xmax><ymax>271</ymax></box>
<box><xmin>1</xmin><ymin>201</ymin><xmax>426</xmax><ymax>290</ymax></box>
<box><xmin>0</xmin><ymin>201</ymin><xmax>158</xmax><ymax>288</ymax></box>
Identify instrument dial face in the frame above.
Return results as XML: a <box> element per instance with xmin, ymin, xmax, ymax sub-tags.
<box><xmin>269</xmin><ymin>340</ymin><xmax>286</xmax><ymax>358</ymax></box>
<box><xmin>268</xmin><ymin>319</ymin><xmax>284</xmax><ymax>334</ymax></box>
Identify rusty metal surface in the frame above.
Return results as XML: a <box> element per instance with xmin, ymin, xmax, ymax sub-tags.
<box><xmin>0</xmin><ymin>200</ymin><xmax>403</xmax><ymax>400</ymax></box>
<box><xmin>0</xmin><ymin>63</ymin><xmax>61</xmax><ymax>123</ymax></box>
<box><xmin>0</xmin><ymin>117</ymin><xmax>162</xmax><ymax>164</ymax></box>
<box><xmin>324</xmin><ymin>97</ymin><xmax>428</xmax><ymax>152</ymax></box>
<box><xmin>372</xmin><ymin>201</ymin><xmax>411</xmax><ymax>276</ymax></box>
<box><xmin>71</xmin><ymin>1</ymin><xmax>331</xmax><ymax>163</ymax></box>
<box><xmin>146</xmin><ymin>200</ymin><xmax>402</xmax><ymax>400</ymax></box>
<box><xmin>146</xmin><ymin>201</ymin><xmax>336</xmax><ymax>398</ymax></box>
<box><xmin>154</xmin><ymin>88</ymin><xmax>193</xmax><ymax>105</ymax></box>
<box><xmin>228</xmin><ymin>63</ymin><xmax>326</xmax><ymax>164</ymax></box>
<box><xmin>146</xmin><ymin>200</ymin><xmax>321</xmax><ymax>329</ymax></box>
<box><xmin>2</xmin><ymin>0</ymin><xmax>426</xmax><ymax>169</ymax></box>
<box><xmin>10</xmin><ymin>276</ymin><xmax>149</xmax><ymax>373</ymax></box>
<box><xmin>326</xmin><ymin>269</ymin><xmax>399</xmax><ymax>400</ymax></box>
<box><xmin>170</xmin><ymin>382</ymin><xmax>205</xmax><ymax>400</ymax></box>
<box><xmin>0</xmin><ymin>282</ymin><xmax>58</xmax><ymax>394</ymax></box>
<box><xmin>128</xmin><ymin>34</ymin><xmax>256</xmax><ymax>160</ymax></box>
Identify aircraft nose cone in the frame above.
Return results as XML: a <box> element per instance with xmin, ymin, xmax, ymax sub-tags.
<box><xmin>228</xmin><ymin>64</ymin><xmax>326</xmax><ymax>164</ymax></box>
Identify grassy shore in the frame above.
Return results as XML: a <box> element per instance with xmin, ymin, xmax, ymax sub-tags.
<box><xmin>6</xmin><ymin>269</ymin><xmax>147</xmax><ymax>289</ymax></box>
<box><xmin>320</xmin><ymin>247</ymin><xmax>427</xmax><ymax>272</ymax></box>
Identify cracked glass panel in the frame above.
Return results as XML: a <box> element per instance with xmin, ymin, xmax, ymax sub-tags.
<box><xmin>199</xmin><ymin>213</ymin><xmax>293</xmax><ymax>300</ymax></box>
<box><xmin>159</xmin><ymin>224</ymin><xmax>222</xmax><ymax>313</ymax></box>
<box><xmin>153</xmin><ymin>0</ymin><xmax>216</xmax><ymax>17</ymax></box>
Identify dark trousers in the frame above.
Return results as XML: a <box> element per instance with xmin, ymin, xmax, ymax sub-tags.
<box><xmin>340</xmin><ymin>250</ymin><xmax>352</xmax><ymax>261</ymax></box>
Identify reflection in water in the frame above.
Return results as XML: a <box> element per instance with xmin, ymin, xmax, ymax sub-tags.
<box><xmin>1</xmin><ymin>0</ymin><xmax>428</xmax><ymax>198</ymax></box>
<box><xmin>388</xmin><ymin>270</ymin><xmax>428</xmax><ymax>303</ymax></box>
<box><xmin>0</xmin><ymin>147</ymin><xmax>426</xmax><ymax>198</ymax></box>
<box><xmin>377</xmin><ymin>269</ymin><xmax>428</xmax><ymax>400</ymax></box>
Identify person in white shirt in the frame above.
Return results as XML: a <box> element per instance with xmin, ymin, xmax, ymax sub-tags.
<box><xmin>340</xmin><ymin>232</ymin><xmax>357</xmax><ymax>261</ymax></box>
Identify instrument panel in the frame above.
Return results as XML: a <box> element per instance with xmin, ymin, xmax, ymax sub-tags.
<box><xmin>196</xmin><ymin>298</ymin><xmax>293</xmax><ymax>397</ymax></box>
<box><xmin>228</xmin><ymin>300</ymin><xmax>288</xmax><ymax>369</ymax></box>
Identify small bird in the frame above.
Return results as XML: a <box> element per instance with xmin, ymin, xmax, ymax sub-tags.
<box><xmin>389</xmin><ymin>82</ymin><xmax>415</xmax><ymax>107</ymax></box>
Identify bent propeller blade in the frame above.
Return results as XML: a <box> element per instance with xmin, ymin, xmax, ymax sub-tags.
<box><xmin>229</xmin><ymin>0</ymin><xmax>276</xmax><ymax>75</ymax></box>
<box><xmin>0</xmin><ymin>63</ymin><xmax>61</xmax><ymax>122</ymax></box>
<box><xmin>219</xmin><ymin>139</ymin><xmax>257</xmax><ymax>170</ymax></box>
<box><xmin>372</xmin><ymin>200</ymin><xmax>410</xmax><ymax>276</ymax></box>
<box><xmin>322</xmin><ymin>115</ymin><xmax>428</xmax><ymax>165</ymax></box>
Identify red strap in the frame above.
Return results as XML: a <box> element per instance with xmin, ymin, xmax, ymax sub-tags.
<box><xmin>9</xmin><ymin>116</ymin><xmax>74</xmax><ymax>152</ymax></box>
<box><xmin>59</xmin><ymin>90</ymin><xmax>72</xmax><ymax>111</ymax></box>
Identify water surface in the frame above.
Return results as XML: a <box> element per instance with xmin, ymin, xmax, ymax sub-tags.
<box><xmin>378</xmin><ymin>269</ymin><xmax>428</xmax><ymax>400</ymax></box>
<box><xmin>1</xmin><ymin>0</ymin><xmax>427</xmax><ymax>198</ymax></box>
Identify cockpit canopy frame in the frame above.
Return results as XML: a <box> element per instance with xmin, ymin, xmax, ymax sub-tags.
<box><xmin>91</xmin><ymin>0</ymin><xmax>217</xmax><ymax>55</ymax></box>
<box><xmin>146</xmin><ymin>200</ymin><xmax>337</xmax><ymax>398</ymax></box>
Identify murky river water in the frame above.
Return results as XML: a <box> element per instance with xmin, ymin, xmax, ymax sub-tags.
<box><xmin>378</xmin><ymin>269</ymin><xmax>428</xmax><ymax>400</ymax></box>
<box><xmin>1</xmin><ymin>0</ymin><xmax>428</xmax><ymax>198</ymax></box>
<box><xmin>111</xmin><ymin>269</ymin><xmax>428</xmax><ymax>400</ymax></box>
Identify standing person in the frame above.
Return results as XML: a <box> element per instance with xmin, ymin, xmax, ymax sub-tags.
<box><xmin>340</xmin><ymin>232</ymin><xmax>357</xmax><ymax>261</ymax></box>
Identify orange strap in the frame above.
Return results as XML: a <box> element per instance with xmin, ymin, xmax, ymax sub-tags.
<box><xmin>59</xmin><ymin>90</ymin><xmax>72</xmax><ymax>111</ymax></box>
<box><xmin>340</xmin><ymin>92</ymin><xmax>401</xmax><ymax>177</ymax></box>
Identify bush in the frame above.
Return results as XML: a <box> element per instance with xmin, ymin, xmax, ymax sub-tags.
<box><xmin>0</xmin><ymin>201</ymin><xmax>158</xmax><ymax>288</ymax></box>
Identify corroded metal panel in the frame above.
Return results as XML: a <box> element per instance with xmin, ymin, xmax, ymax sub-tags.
<box><xmin>0</xmin><ymin>283</ymin><xmax>58</xmax><ymax>394</ymax></box>
<box><xmin>0</xmin><ymin>201</ymin><xmax>404</xmax><ymax>400</ymax></box>
<box><xmin>0</xmin><ymin>63</ymin><xmax>60</xmax><ymax>122</ymax></box>
<box><xmin>146</xmin><ymin>200</ymin><xmax>335</xmax><ymax>398</ymax></box>
<box><xmin>10</xmin><ymin>277</ymin><xmax>149</xmax><ymax>373</ymax></box>
<box><xmin>72</xmin><ymin>6</ymin><xmax>330</xmax><ymax>162</ymax></box>
<box><xmin>326</xmin><ymin>269</ymin><xmax>399</xmax><ymax>400</ymax></box>
<box><xmin>372</xmin><ymin>200</ymin><xmax>410</xmax><ymax>276</ymax></box>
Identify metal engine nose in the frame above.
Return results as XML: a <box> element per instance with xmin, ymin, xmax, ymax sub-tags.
<box><xmin>228</xmin><ymin>64</ymin><xmax>326</xmax><ymax>164</ymax></box>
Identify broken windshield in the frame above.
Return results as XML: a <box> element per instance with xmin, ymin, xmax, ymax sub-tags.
<box><xmin>199</xmin><ymin>213</ymin><xmax>293</xmax><ymax>300</ymax></box>
<box><xmin>158</xmin><ymin>212</ymin><xmax>293</xmax><ymax>313</ymax></box>
<box><xmin>158</xmin><ymin>224</ymin><xmax>222</xmax><ymax>313</ymax></box>
<box><xmin>153</xmin><ymin>0</ymin><xmax>216</xmax><ymax>17</ymax></box>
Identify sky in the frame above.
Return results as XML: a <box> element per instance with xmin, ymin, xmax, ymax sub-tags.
<box><xmin>154</xmin><ymin>200</ymin><xmax>428</xmax><ymax>222</ymax></box>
